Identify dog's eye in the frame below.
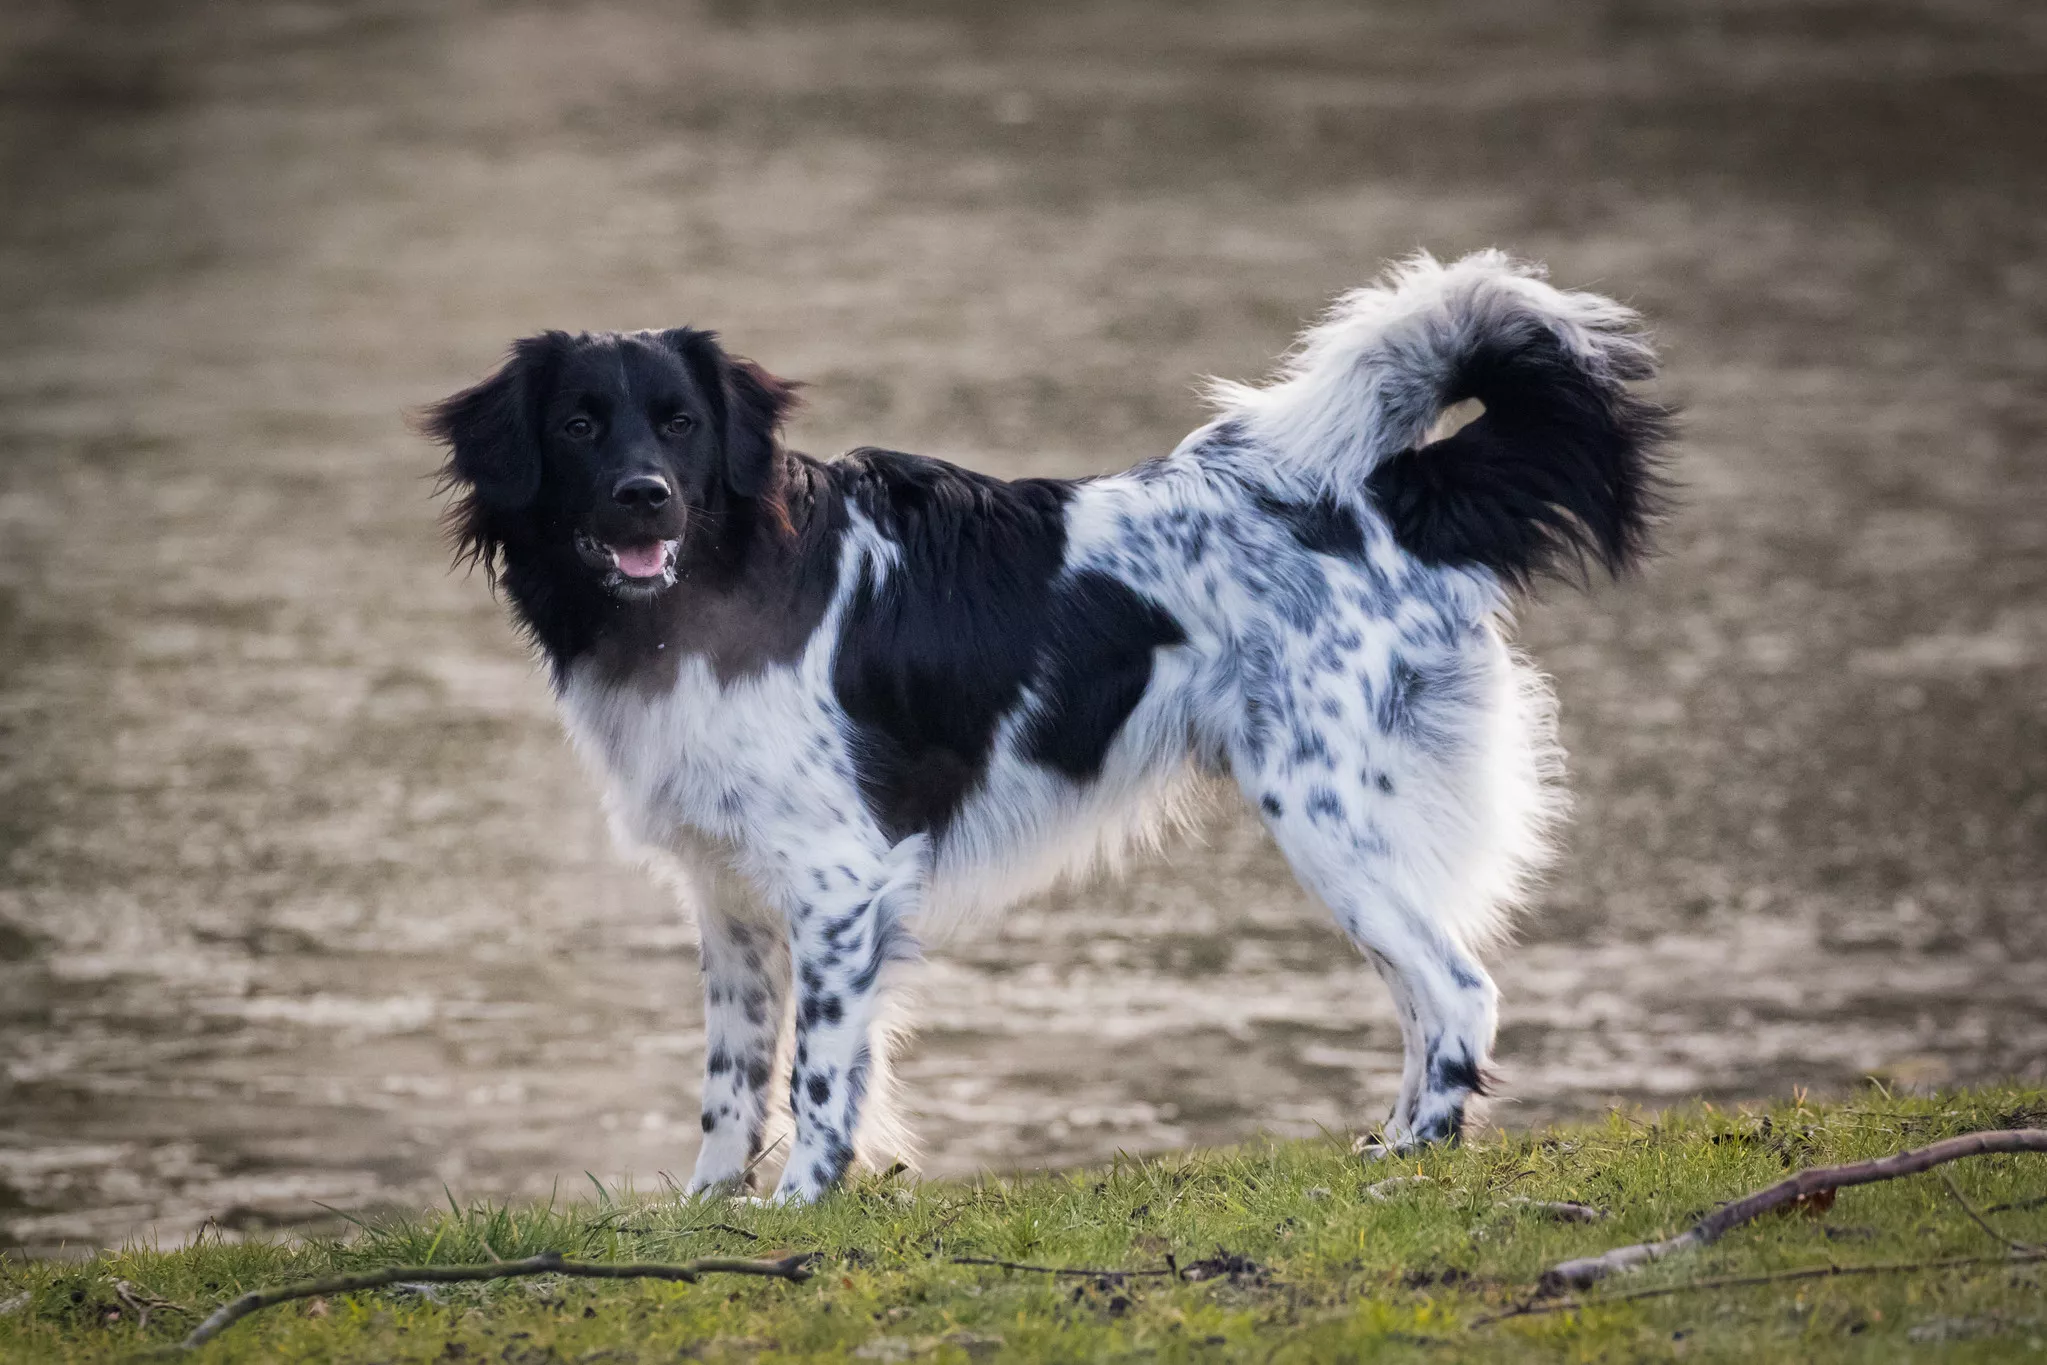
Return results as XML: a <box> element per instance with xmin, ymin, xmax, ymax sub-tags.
<box><xmin>662</xmin><ymin>414</ymin><xmax>693</xmax><ymax>436</ymax></box>
<box><xmin>562</xmin><ymin>416</ymin><xmax>595</xmax><ymax>439</ymax></box>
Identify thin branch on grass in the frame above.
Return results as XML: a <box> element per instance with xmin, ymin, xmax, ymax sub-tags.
<box><xmin>179</xmin><ymin>1249</ymin><xmax>814</xmax><ymax>1350</ymax></box>
<box><xmin>701</xmin><ymin>1221</ymin><xmax>761</xmax><ymax>1241</ymax></box>
<box><xmin>613</xmin><ymin>1219</ymin><xmax>762</xmax><ymax>1240</ymax></box>
<box><xmin>1985</xmin><ymin>1192</ymin><xmax>2047</xmax><ymax>1214</ymax></box>
<box><xmin>1537</xmin><ymin>1127</ymin><xmax>2047</xmax><ymax>1294</ymax></box>
<box><xmin>111</xmin><ymin>1280</ymin><xmax>188</xmax><ymax>1330</ymax></box>
<box><xmin>1941</xmin><ymin>1172</ymin><xmax>2040</xmax><ymax>1252</ymax></box>
<box><xmin>1472</xmin><ymin>1247</ymin><xmax>2047</xmax><ymax>1327</ymax></box>
<box><xmin>949</xmin><ymin>1257</ymin><xmax>1174</xmax><ymax>1280</ymax></box>
<box><xmin>1499</xmin><ymin>1198</ymin><xmax>1607</xmax><ymax>1223</ymax></box>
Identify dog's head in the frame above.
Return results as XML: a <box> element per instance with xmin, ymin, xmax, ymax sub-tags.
<box><xmin>426</xmin><ymin>328</ymin><xmax>796</xmax><ymax>598</ymax></box>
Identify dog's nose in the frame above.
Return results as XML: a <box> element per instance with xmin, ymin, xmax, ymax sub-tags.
<box><xmin>613</xmin><ymin>474</ymin><xmax>672</xmax><ymax>512</ymax></box>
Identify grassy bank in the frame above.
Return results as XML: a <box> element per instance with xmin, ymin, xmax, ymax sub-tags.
<box><xmin>5</xmin><ymin>1086</ymin><xmax>2045</xmax><ymax>1362</ymax></box>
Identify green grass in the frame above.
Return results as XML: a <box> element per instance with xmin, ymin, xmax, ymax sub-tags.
<box><xmin>5</xmin><ymin>1086</ymin><xmax>2046</xmax><ymax>1362</ymax></box>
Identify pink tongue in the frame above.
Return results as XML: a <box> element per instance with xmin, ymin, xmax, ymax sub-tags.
<box><xmin>613</xmin><ymin>542</ymin><xmax>668</xmax><ymax>578</ymax></box>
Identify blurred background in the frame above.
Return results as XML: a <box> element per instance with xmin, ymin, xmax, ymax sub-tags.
<box><xmin>2</xmin><ymin>0</ymin><xmax>2043</xmax><ymax>1258</ymax></box>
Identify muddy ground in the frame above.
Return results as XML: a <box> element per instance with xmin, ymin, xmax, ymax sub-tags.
<box><xmin>1</xmin><ymin>0</ymin><xmax>2043</xmax><ymax>1256</ymax></box>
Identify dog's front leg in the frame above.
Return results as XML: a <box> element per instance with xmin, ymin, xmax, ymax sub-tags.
<box><xmin>771</xmin><ymin>837</ymin><xmax>925</xmax><ymax>1204</ymax></box>
<box><xmin>687</xmin><ymin>905</ymin><xmax>791</xmax><ymax>1195</ymax></box>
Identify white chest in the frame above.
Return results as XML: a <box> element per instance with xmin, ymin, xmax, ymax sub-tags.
<box><xmin>555</xmin><ymin>651</ymin><xmax>872</xmax><ymax>869</ymax></box>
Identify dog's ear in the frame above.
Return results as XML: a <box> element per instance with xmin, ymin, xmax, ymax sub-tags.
<box><xmin>424</xmin><ymin>334</ymin><xmax>560</xmax><ymax>511</ymax></box>
<box><xmin>663</xmin><ymin>328</ymin><xmax>798</xmax><ymax>500</ymax></box>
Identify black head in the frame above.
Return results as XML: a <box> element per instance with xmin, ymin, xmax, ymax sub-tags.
<box><xmin>426</xmin><ymin>327</ymin><xmax>797</xmax><ymax>600</ymax></box>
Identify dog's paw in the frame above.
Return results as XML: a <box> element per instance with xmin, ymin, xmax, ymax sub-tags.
<box><xmin>1350</xmin><ymin>1131</ymin><xmax>1399</xmax><ymax>1161</ymax></box>
<box><xmin>1351</xmin><ymin>1117</ymin><xmax>1426</xmax><ymax>1159</ymax></box>
<box><xmin>682</xmin><ymin>1173</ymin><xmax>756</xmax><ymax>1201</ymax></box>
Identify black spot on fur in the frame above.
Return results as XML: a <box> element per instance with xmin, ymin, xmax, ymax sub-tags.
<box><xmin>701</xmin><ymin>1112</ymin><xmax>717</xmax><ymax>1132</ymax></box>
<box><xmin>1287</xmin><ymin>729</ymin><xmax>1331</xmax><ymax>769</ymax></box>
<box><xmin>707</xmin><ymin>1049</ymin><xmax>732</xmax><ymax>1076</ymax></box>
<box><xmin>1364</xmin><ymin>329</ymin><xmax>1674</xmax><ymax>590</ymax></box>
<box><xmin>1021</xmin><ymin>572</ymin><xmax>1186</xmax><ymax>780</ymax></box>
<box><xmin>1253</xmin><ymin>492</ymin><xmax>1368</xmax><ymax>560</ymax></box>
<box><xmin>807</xmin><ymin>1074</ymin><xmax>832</xmax><ymax>1106</ymax></box>
<box><xmin>831</xmin><ymin>450</ymin><xmax>1069</xmax><ymax>838</ymax></box>
<box><xmin>1430</xmin><ymin>1043</ymin><xmax>1488</xmax><ymax>1097</ymax></box>
<box><xmin>1259</xmin><ymin>794</ymin><xmax>1283</xmax><ymax>818</ymax></box>
<box><xmin>850</xmin><ymin>901</ymin><xmax>918</xmax><ymax>994</ymax></box>
<box><xmin>1376</xmin><ymin>654</ymin><xmax>1473</xmax><ymax>755</ymax></box>
<box><xmin>1305</xmin><ymin>787</ymin><xmax>1345</xmax><ymax>822</ymax></box>
<box><xmin>830</xmin><ymin>449</ymin><xmax>1182</xmax><ymax>839</ymax></box>
<box><xmin>746</xmin><ymin>1058</ymin><xmax>771</xmax><ymax>1091</ymax></box>
<box><xmin>1416</xmin><ymin>1104</ymin><xmax>1468</xmax><ymax>1145</ymax></box>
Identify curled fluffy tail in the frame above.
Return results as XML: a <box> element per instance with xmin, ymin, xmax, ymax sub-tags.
<box><xmin>1207</xmin><ymin>250</ymin><xmax>1674</xmax><ymax>588</ymax></box>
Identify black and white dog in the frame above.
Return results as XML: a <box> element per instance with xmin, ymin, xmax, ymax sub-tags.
<box><xmin>428</xmin><ymin>252</ymin><xmax>1669</xmax><ymax>1203</ymax></box>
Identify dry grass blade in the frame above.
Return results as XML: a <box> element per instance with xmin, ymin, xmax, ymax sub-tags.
<box><xmin>949</xmin><ymin>1257</ymin><xmax>1174</xmax><ymax>1279</ymax></box>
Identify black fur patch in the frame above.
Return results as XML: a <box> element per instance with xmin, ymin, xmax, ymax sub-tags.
<box><xmin>1364</xmin><ymin>331</ymin><xmax>1674</xmax><ymax>589</ymax></box>
<box><xmin>830</xmin><ymin>449</ymin><xmax>1183</xmax><ymax>841</ymax></box>
<box><xmin>1428</xmin><ymin>1040</ymin><xmax>1489</xmax><ymax>1097</ymax></box>
<box><xmin>1021</xmin><ymin>571</ymin><xmax>1186</xmax><ymax>779</ymax></box>
<box><xmin>1252</xmin><ymin>491</ymin><xmax>1368</xmax><ymax>561</ymax></box>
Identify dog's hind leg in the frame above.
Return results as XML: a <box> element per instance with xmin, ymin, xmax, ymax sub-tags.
<box><xmin>685</xmin><ymin>874</ymin><xmax>792</xmax><ymax>1195</ymax></box>
<box><xmin>1233</xmin><ymin>630</ymin><xmax>1552</xmax><ymax>1149</ymax></box>
<box><xmin>1268</xmin><ymin>803</ymin><xmax>1501</xmax><ymax>1148</ymax></box>
<box><xmin>771</xmin><ymin>834</ymin><xmax>927</xmax><ymax>1203</ymax></box>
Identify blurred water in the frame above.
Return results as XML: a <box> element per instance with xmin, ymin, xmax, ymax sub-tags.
<box><xmin>2</xmin><ymin>0</ymin><xmax>2044</xmax><ymax>1256</ymax></box>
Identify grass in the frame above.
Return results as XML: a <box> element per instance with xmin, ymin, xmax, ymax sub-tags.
<box><xmin>4</xmin><ymin>1085</ymin><xmax>2045</xmax><ymax>1362</ymax></box>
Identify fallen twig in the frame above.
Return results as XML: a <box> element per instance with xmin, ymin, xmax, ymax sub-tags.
<box><xmin>1499</xmin><ymin>1198</ymin><xmax>1608</xmax><ymax>1223</ymax></box>
<box><xmin>1473</xmin><ymin>1247</ymin><xmax>2047</xmax><ymax>1327</ymax></box>
<box><xmin>1985</xmin><ymin>1192</ymin><xmax>2047</xmax><ymax>1215</ymax></box>
<box><xmin>1538</xmin><ymin>1127</ymin><xmax>2047</xmax><ymax>1294</ymax></box>
<box><xmin>949</xmin><ymin>1257</ymin><xmax>1174</xmax><ymax>1280</ymax></box>
<box><xmin>179</xmin><ymin>1249</ymin><xmax>814</xmax><ymax>1350</ymax></box>
<box><xmin>1940</xmin><ymin>1172</ymin><xmax>2040</xmax><ymax>1252</ymax></box>
<box><xmin>701</xmin><ymin>1221</ymin><xmax>761</xmax><ymax>1241</ymax></box>
<box><xmin>112</xmin><ymin>1280</ymin><xmax>188</xmax><ymax>1329</ymax></box>
<box><xmin>616</xmin><ymin>1219</ymin><xmax>763</xmax><ymax>1240</ymax></box>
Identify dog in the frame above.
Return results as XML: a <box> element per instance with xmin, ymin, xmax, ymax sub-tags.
<box><xmin>427</xmin><ymin>251</ymin><xmax>1671</xmax><ymax>1204</ymax></box>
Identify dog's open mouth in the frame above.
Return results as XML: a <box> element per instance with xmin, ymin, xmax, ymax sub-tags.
<box><xmin>578</xmin><ymin>532</ymin><xmax>682</xmax><ymax>591</ymax></box>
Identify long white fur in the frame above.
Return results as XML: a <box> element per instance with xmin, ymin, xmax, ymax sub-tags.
<box><xmin>1205</xmin><ymin>249</ymin><xmax>1653</xmax><ymax>498</ymax></box>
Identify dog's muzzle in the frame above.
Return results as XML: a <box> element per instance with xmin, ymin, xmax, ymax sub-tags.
<box><xmin>576</xmin><ymin>531</ymin><xmax>682</xmax><ymax>595</ymax></box>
